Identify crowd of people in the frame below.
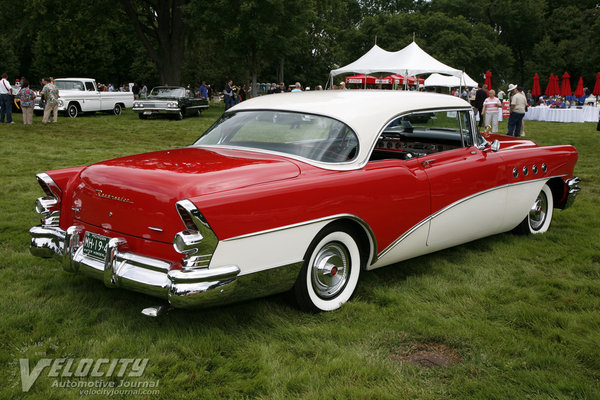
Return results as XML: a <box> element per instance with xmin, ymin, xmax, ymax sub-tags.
<box><xmin>0</xmin><ymin>73</ymin><xmax>61</xmax><ymax>125</ymax></box>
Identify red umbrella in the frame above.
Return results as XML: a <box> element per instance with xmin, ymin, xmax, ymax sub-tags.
<box><xmin>532</xmin><ymin>73</ymin><xmax>541</xmax><ymax>98</ymax></box>
<box><xmin>574</xmin><ymin>77</ymin><xmax>585</xmax><ymax>97</ymax></box>
<box><xmin>593</xmin><ymin>72</ymin><xmax>600</xmax><ymax>96</ymax></box>
<box><xmin>545</xmin><ymin>74</ymin><xmax>555</xmax><ymax>96</ymax></box>
<box><xmin>560</xmin><ymin>72</ymin><xmax>572</xmax><ymax>97</ymax></box>
<box><xmin>484</xmin><ymin>70</ymin><xmax>492</xmax><ymax>89</ymax></box>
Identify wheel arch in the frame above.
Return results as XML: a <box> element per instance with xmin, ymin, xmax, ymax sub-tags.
<box><xmin>546</xmin><ymin>177</ymin><xmax>566</xmax><ymax>209</ymax></box>
<box><xmin>321</xmin><ymin>216</ymin><xmax>376</xmax><ymax>270</ymax></box>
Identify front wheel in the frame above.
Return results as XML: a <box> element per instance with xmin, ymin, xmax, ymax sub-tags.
<box><xmin>67</xmin><ymin>103</ymin><xmax>79</xmax><ymax>118</ymax></box>
<box><xmin>113</xmin><ymin>103</ymin><xmax>122</xmax><ymax>115</ymax></box>
<box><xmin>516</xmin><ymin>184</ymin><xmax>554</xmax><ymax>234</ymax></box>
<box><xmin>293</xmin><ymin>225</ymin><xmax>361</xmax><ymax>312</ymax></box>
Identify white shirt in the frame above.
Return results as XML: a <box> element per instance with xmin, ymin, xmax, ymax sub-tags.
<box><xmin>0</xmin><ymin>78</ymin><xmax>12</xmax><ymax>94</ymax></box>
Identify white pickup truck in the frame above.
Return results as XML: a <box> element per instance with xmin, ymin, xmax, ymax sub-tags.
<box><xmin>34</xmin><ymin>78</ymin><xmax>134</xmax><ymax>118</ymax></box>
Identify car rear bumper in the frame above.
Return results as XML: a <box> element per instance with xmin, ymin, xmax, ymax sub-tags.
<box><xmin>29</xmin><ymin>224</ymin><xmax>242</xmax><ymax>309</ymax></box>
<box><xmin>564</xmin><ymin>176</ymin><xmax>582</xmax><ymax>209</ymax></box>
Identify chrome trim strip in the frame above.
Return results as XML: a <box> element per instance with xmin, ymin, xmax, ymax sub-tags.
<box><xmin>376</xmin><ymin>175</ymin><xmax>566</xmax><ymax>259</ymax></box>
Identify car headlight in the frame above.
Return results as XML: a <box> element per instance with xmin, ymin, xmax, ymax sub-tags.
<box><xmin>58</xmin><ymin>99</ymin><xmax>64</xmax><ymax>107</ymax></box>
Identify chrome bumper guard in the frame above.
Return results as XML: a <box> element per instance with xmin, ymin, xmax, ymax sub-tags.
<box><xmin>564</xmin><ymin>177</ymin><xmax>582</xmax><ymax>209</ymax></box>
<box><xmin>29</xmin><ymin>225</ymin><xmax>240</xmax><ymax>309</ymax></box>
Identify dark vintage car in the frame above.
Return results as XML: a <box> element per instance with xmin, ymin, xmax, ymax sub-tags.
<box><xmin>133</xmin><ymin>86</ymin><xmax>209</xmax><ymax>120</ymax></box>
<box><xmin>29</xmin><ymin>91</ymin><xmax>580</xmax><ymax>316</ymax></box>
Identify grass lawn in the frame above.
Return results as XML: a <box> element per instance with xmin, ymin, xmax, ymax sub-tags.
<box><xmin>0</xmin><ymin>104</ymin><xmax>598</xmax><ymax>399</ymax></box>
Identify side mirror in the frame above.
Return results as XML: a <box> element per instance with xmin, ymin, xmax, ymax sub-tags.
<box><xmin>490</xmin><ymin>139</ymin><xmax>500</xmax><ymax>152</ymax></box>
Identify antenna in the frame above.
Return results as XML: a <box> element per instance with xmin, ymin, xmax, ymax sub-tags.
<box><xmin>375</xmin><ymin>35</ymin><xmax>377</xmax><ymax>45</ymax></box>
<box><xmin>413</xmin><ymin>32</ymin><xmax>415</xmax><ymax>42</ymax></box>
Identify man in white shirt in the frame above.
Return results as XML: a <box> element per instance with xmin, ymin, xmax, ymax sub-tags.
<box><xmin>507</xmin><ymin>84</ymin><xmax>527</xmax><ymax>137</ymax></box>
<box><xmin>0</xmin><ymin>72</ymin><xmax>14</xmax><ymax>124</ymax></box>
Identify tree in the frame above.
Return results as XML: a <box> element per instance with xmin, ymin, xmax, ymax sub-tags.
<box><xmin>120</xmin><ymin>0</ymin><xmax>188</xmax><ymax>85</ymax></box>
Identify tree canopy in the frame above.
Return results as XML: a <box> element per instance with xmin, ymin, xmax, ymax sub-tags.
<box><xmin>0</xmin><ymin>0</ymin><xmax>598</xmax><ymax>91</ymax></box>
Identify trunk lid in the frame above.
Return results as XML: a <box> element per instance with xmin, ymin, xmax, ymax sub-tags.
<box><xmin>71</xmin><ymin>147</ymin><xmax>300</xmax><ymax>242</ymax></box>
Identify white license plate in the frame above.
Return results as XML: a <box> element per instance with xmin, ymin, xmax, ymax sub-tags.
<box><xmin>82</xmin><ymin>231</ymin><xmax>110</xmax><ymax>260</ymax></box>
<box><xmin>143</xmin><ymin>111</ymin><xmax>153</xmax><ymax>115</ymax></box>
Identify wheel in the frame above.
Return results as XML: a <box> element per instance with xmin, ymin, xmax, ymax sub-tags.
<box><xmin>67</xmin><ymin>103</ymin><xmax>79</xmax><ymax>118</ymax></box>
<box><xmin>113</xmin><ymin>103</ymin><xmax>122</xmax><ymax>115</ymax></box>
<box><xmin>196</xmin><ymin>109</ymin><xmax>202</xmax><ymax>117</ymax></box>
<box><xmin>516</xmin><ymin>184</ymin><xmax>554</xmax><ymax>234</ymax></box>
<box><xmin>175</xmin><ymin>111</ymin><xmax>183</xmax><ymax>120</ymax></box>
<box><xmin>293</xmin><ymin>224</ymin><xmax>362</xmax><ymax>312</ymax></box>
<box><xmin>138</xmin><ymin>113</ymin><xmax>147</xmax><ymax>120</ymax></box>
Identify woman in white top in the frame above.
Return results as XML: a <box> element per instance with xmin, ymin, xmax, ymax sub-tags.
<box><xmin>482</xmin><ymin>89</ymin><xmax>502</xmax><ymax>133</ymax></box>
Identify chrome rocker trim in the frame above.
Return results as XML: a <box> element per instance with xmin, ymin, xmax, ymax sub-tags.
<box><xmin>29</xmin><ymin>224</ymin><xmax>301</xmax><ymax>309</ymax></box>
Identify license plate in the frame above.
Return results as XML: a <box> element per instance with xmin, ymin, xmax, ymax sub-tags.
<box><xmin>143</xmin><ymin>111</ymin><xmax>153</xmax><ymax>115</ymax></box>
<box><xmin>82</xmin><ymin>231</ymin><xmax>110</xmax><ymax>260</ymax></box>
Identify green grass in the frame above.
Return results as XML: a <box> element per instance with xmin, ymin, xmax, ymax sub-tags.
<box><xmin>0</xmin><ymin>106</ymin><xmax>598</xmax><ymax>399</ymax></box>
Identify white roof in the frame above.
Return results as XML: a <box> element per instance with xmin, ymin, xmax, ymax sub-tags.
<box><xmin>229</xmin><ymin>90</ymin><xmax>472</xmax><ymax>170</ymax></box>
<box><xmin>330</xmin><ymin>42</ymin><xmax>463</xmax><ymax>80</ymax></box>
<box><xmin>424</xmin><ymin>73</ymin><xmax>479</xmax><ymax>88</ymax></box>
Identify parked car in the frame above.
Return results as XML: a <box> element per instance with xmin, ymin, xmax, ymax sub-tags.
<box><xmin>133</xmin><ymin>86</ymin><xmax>209</xmax><ymax>120</ymax></box>
<box><xmin>33</xmin><ymin>78</ymin><xmax>134</xmax><ymax>118</ymax></box>
<box><xmin>29</xmin><ymin>91</ymin><xmax>580</xmax><ymax>315</ymax></box>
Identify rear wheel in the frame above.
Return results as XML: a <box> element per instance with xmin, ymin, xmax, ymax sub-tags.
<box><xmin>113</xmin><ymin>103</ymin><xmax>122</xmax><ymax>115</ymax></box>
<box><xmin>293</xmin><ymin>224</ymin><xmax>361</xmax><ymax>312</ymax></box>
<box><xmin>516</xmin><ymin>184</ymin><xmax>554</xmax><ymax>234</ymax></box>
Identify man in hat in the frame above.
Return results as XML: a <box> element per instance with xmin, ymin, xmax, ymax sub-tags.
<box><xmin>507</xmin><ymin>84</ymin><xmax>527</xmax><ymax>137</ymax></box>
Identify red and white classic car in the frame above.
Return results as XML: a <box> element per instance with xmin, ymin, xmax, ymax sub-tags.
<box><xmin>29</xmin><ymin>91</ymin><xmax>580</xmax><ymax>315</ymax></box>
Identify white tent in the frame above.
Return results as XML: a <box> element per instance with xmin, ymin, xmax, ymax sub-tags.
<box><xmin>424</xmin><ymin>73</ymin><xmax>478</xmax><ymax>88</ymax></box>
<box><xmin>329</xmin><ymin>41</ymin><xmax>463</xmax><ymax>85</ymax></box>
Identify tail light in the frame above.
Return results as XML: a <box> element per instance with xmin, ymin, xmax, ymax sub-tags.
<box><xmin>35</xmin><ymin>173</ymin><xmax>62</xmax><ymax>226</ymax></box>
<box><xmin>173</xmin><ymin>199</ymin><xmax>218</xmax><ymax>270</ymax></box>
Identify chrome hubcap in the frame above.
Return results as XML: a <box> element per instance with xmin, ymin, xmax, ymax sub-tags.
<box><xmin>529</xmin><ymin>191</ymin><xmax>548</xmax><ymax>230</ymax></box>
<box><xmin>311</xmin><ymin>242</ymin><xmax>350</xmax><ymax>299</ymax></box>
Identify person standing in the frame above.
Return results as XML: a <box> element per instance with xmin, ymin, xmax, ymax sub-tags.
<box><xmin>224</xmin><ymin>80</ymin><xmax>234</xmax><ymax>110</ymax></box>
<box><xmin>474</xmin><ymin>84</ymin><xmax>488</xmax><ymax>127</ymax></box>
<box><xmin>199</xmin><ymin>81</ymin><xmax>208</xmax><ymax>99</ymax></box>
<box><xmin>18</xmin><ymin>80</ymin><xmax>36</xmax><ymax>125</ymax></box>
<box><xmin>0</xmin><ymin>72</ymin><xmax>14</xmax><ymax>124</ymax></box>
<box><xmin>497</xmin><ymin>89</ymin><xmax>505</xmax><ymax>101</ymax></box>
<box><xmin>482</xmin><ymin>89</ymin><xmax>502</xmax><ymax>134</ymax></box>
<box><xmin>41</xmin><ymin>77</ymin><xmax>60</xmax><ymax>124</ymax></box>
<box><xmin>506</xmin><ymin>84</ymin><xmax>527</xmax><ymax>137</ymax></box>
<box><xmin>140</xmin><ymin>83</ymin><xmax>148</xmax><ymax>99</ymax></box>
<box><xmin>291</xmin><ymin>82</ymin><xmax>302</xmax><ymax>92</ymax></box>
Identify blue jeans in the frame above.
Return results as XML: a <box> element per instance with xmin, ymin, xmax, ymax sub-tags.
<box><xmin>0</xmin><ymin>94</ymin><xmax>13</xmax><ymax>123</ymax></box>
<box><xmin>507</xmin><ymin>112</ymin><xmax>525</xmax><ymax>137</ymax></box>
<box><xmin>224</xmin><ymin>95</ymin><xmax>234</xmax><ymax>110</ymax></box>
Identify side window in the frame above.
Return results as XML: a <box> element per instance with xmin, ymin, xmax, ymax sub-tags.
<box><xmin>85</xmin><ymin>82</ymin><xmax>96</xmax><ymax>91</ymax></box>
<box><xmin>370</xmin><ymin>109</ymin><xmax>474</xmax><ymax>162</ymax></box>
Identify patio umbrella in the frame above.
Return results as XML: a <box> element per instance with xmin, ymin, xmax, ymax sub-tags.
<box><xmin>545</xmin><ymin>74</ymin><xmax>555</xmax><ymax>96</ymax></box>
<box><xmin>484</xmin><ymin>70</ymin><xmax>492</xmax><ymax>89</ymax></box>
<box><xmin>593</xmin><ymin>72</ymin><xmax>600</xmax><ymax>96</ymax></box>
<box><xmin>532</xmin><ymin>73</ymin><xmax>541</xmax><ymax>98</ymax></box>
<box><xmin>552</xmin><ymin>74</ymin><xmax>561</xmax><ymax>96</ymax></box>
<box><xmin>560</xmin><ymin>72</ymin><xmax>572</xmax><ymax>97</ymax></box>
<box><xmin>574</xmin><ymin>77</ymin><xmax>585</xmax><ymax>97</ymax></box>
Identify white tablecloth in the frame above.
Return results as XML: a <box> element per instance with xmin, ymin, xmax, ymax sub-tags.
<box><xmin>524</xmin><ymin>106</ymin><xmax>599</xmax><ymax>123</ymax></box>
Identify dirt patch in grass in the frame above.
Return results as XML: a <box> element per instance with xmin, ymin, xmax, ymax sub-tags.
<box><xmin>392</xmin><ymin>343</ymin><xmax>462</xmax><ymax>368</ymax></box>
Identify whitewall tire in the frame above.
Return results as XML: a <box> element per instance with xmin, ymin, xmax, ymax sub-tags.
<box><xmin>517</xmin><ymin>184</ymin><xmax>554</xmax><ymax>234</ymax></box>
<box><xmin>293</xmin><ymin>226</ymin><xmax>361</xmax><ymax>312</ymax></box>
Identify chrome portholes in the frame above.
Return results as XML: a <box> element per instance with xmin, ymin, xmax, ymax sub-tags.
<box><xmin>532</xmin><ymin>165</ymin><xmax>538</xmax><ymax>174</ymax></box>
<box><xmin>542</xmin><ymin>163</ymin><xmax>547</xmax><ymax>173</ymax></box>
<box><xmin>523</xmin><ymin>166</ymin><xmax>529</xmax><ymax>176</ymax></box>
<box><xmin>529</xmin><ymin>190</ymin><xmax>548</xmax><ymax>231</ymax></box>
<box><xmin>311</xmin><ymin>241</ymin><xmax>350</xmax><ymax>300</ymax></box>
<box><xmin>513</xmin><ymin>168</ymin><xmax>519</xmax><ymax>178</ymax></box>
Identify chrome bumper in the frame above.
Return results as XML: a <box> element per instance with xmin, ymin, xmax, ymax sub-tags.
<box><xmin>564</xmin><ymin>177</ymin><xmax>582</xmax><ymax>209</ymax></box>
<box><xmin>29</xmin><ymin>225</ymin><xmax>241</xmax><ymax>309</ymax></box>
<box><xmin>133</xmin><ymin>107</ymin><xmax>180</xmax><ymax>114</ymax></box>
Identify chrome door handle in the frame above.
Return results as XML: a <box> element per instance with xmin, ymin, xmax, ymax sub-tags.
<box><xmin>421</xmin><ymin>159</ymin><xmax>436</xmax><ymax>167</ymax></box>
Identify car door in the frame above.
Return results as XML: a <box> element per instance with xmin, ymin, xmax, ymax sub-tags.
<box><xmin>82</xmin><ymin>81</ymin><xmax>101</xmax><ymax>112</ymax></box>
<box><xmin>417</xmin><ymin>110</ymin><xmax>508</xmax><ymax>252</ymax></box>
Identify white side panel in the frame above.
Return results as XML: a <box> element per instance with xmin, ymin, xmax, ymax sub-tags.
<box><xmin>368</xmin><ymin>222</ymin><xmax>430</xmax><ymax>270</ymax></box>
<box><xmin>210</xmin><ymin>221</ymin><xmax>330</xmax><ymax>276</ymax></box>
<box><xmin>426</xmin><ymin>188</ymin><xmax>508</xmax><ymax>252</ymax></box>
<box><xmin>368</xmin><ymin>179</ymin><xmax>549</xmax><ymax>270</ymax></box>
